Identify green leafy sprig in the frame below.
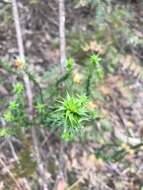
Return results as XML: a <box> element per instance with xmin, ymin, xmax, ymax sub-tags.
<box><xmin>55</xmin><ymin>93</ymin><xmax>89</xmax><ymax>141</ymax></box>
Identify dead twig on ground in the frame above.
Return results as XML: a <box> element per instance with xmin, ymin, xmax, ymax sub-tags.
<box><xmin>0</xmin><ymin>158</ymin><xmax>21</xmax><ymax>190</ymax></box>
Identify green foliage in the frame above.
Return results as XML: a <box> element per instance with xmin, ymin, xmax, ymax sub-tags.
<box><xmin>0</xmin><ymin>128</ymin><xmax>13</xmax><ymax>137</ymax></box>
<box><xmin>35</xmin><ymin>103</ymin><xmax>46</xmax><ymax>114</ymax></box>
<box><xmin>66</xmin><ymin>57</ymin><xmax>75</xmax><ymax>72</ymax></box>
<box><xmin>1</xmin><ymin>54</ymin><xmax>104</xmax><ymax>141</ymax></box>
<box><xmin>13</xmin><ymin>82</ymin><xmax>24</xmax><ymax>95</ymax></box>
<box><xmin>89</xmin><ymin>54</ymin><xmax>101</xmax><ymax>65</ymax></box>
<box><xmin>89</xmin><ymin>54</ymin><xmax>104</xmax><ymax>80</ymax></box>
<box><xmin>86</xmin><ymin>54</ymin><xmax>104</xmax><ymax>96</ymax></box>
<box><xmin>4</xmin><ymin>110</ymin><xmax>14</xmax><ymax>122</ymax></box>
<box><xmin>55</xmin><ymin>93</ymin><xmax>89</xmax><ymax>141</ymax></box>
<box><xmin>3</xmin><ymin>82</ymin><xmax>29</xmax><ymax>130</ymax></box>
<box><xmin>1</xmin><ymin>51</ymin><xmax>138</xmax><ymax>168</ymax></box>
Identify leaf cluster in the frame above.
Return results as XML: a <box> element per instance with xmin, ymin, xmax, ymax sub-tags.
<box><xmin>54</xmin><ymin>93</ymin><xmax>89</xmax><ymax>141</ymax></box>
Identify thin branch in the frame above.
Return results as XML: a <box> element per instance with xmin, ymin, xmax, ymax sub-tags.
<box><xmin>12</xmin><ymin>0</ymin><xmax>33</xmax><ymax>119</ymax></box>
<box><xmin>59</xmin><ymin>0</ymin><xmax>66</xmax><ymax>74</ymax></box>
<box><xmin>11</xmin><ymin>1</ymin><xmax>49</xmax><ymax>189</ymax></box>
<box><xmin>54</xmin><ymin>1</ymin><xmax>67</xmax><ymax>188</ymax></box>
<box><xmin>11</xmin><ymin>0</ymin><xmax>24</xmax><ymax>59</ymax></box>
<box><xmin>67</xmin><ymin>176</ymin><xmax>83</xmax><ymax>190</ymax></box>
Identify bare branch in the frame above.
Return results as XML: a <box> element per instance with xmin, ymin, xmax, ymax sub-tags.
<box><xmin>59</xmin><ymin>0</ymin><xmax>66</xmax><ymax>74</ymax></box>
<box><xmin>11</xmin><ymin>1</ymin><xmax>49</xmax><ymax>189</ymax></box>
<box><xmin>12</xmin><ymin>0</ymin><xmax>33</xmax><ymax>118</ymax></box>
